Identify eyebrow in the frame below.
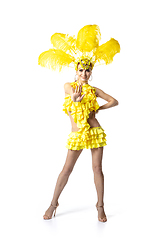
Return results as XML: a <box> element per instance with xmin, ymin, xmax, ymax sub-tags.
<box><xmin>78</xmin><ymin>68</ymin><xmax>91</xmax><ymax>71</ymax></box>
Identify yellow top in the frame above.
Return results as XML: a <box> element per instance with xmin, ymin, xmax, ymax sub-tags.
<box><xmin>63</xmin><ymin>82</ymin><xmax>99</xmax><ymax>139</ymax></box>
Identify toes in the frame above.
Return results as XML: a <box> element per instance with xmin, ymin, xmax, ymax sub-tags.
<box><xmin>98</xmin><ymin>217</ymin><xmax>107</xmax><ymax>222</ymax></box>
<box><xmin>43</xmin><ymin>215</ymin><xmax>51</xmax><ymax>220</ymax></box>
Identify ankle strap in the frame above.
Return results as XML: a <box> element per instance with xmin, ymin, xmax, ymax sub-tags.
<box><xmin>51</xmin><ymin>202</ymin><xmax>59</xmax><ymax>207</ymax></box>
<box><xmin>96</xmin><ymin>203</ymin><xmax>104</xmax><ymax>208</ymax></box>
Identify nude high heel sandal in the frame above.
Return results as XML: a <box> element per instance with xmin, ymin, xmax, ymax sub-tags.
<box><xmin>43</xmin><ymin>202</ymin><xmax>59</xmax><ymax>220</ymax></box>
<box><xmin>53</xmin><ymin>202</ymin><xmax>59</xmax><ymax>217</ymax></box>
<box><xmin>96</xmin><ymin>203</ymin><xmax>107</xmax><ymax>222</ymax></box>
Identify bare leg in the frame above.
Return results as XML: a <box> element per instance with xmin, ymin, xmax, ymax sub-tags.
<box><xmin>91</xmin><ymin>147</ymin><xmax>107</xmax><ymax>222</ymax></box>
<box><xmin>43</xmin><ymin>149</ymin><xmax>83</xmax><ymax>219</ymax></box>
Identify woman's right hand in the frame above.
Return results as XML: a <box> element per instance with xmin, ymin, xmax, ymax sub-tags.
<box><xmin>71</xmin><ymin>85</ymin><xmax>85</xmax><ymax>102</ymax></box>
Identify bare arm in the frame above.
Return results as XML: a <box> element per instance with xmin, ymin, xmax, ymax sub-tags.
<box><xmin>64</xmin><ymin>82</ymin><xmax>72</xmax><ymax>95</ymax></box>
<box><xmin>94</xmin><ymin>87</ymin><xmax>119</xmax><ymax>110</ymax></box>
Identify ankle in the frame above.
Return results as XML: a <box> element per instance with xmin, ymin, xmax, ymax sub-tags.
<box><xmin>51</xmin><ymin>201</ymin><xmax>59</xmax><ymax>207</ymax></box>
<box><xmin>96</xmin><ymin>202</ymin><xmax>104</xmax><ymax>207</ymax></box>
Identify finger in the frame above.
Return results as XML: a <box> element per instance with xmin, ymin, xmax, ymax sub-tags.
<box><xmin>71</xmin><ymin>87</ymin><xmax>74</xmax><ymax>93</ymax></box>
<box><xmin>79</xmin><ymin>84</ymin><xmax>82</xmax><ymax>94</ymax></box>
<box><xmin>80</xmin><ymin>94</ymin><xmax>85</xmax><ymax>101</ymax></box>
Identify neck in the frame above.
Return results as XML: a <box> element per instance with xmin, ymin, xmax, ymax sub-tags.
<box><xmin>77</xmin><ymin>79</ymin><xmax>88</xmax><ymax>85</ymax></box>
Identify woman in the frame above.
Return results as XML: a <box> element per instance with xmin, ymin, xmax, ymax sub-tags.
<box><xmin>38</xmin><ymin>24</ymin><xmax>120</xmax><ymax>222</ymax></box>
<box><xmin>43</xmin><ymin>61</ymin><xmax>118</xmax><ymax>222</ymax></box>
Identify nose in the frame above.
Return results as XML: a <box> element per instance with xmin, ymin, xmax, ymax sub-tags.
<box><xmin>82</xmin><ymin>70</ymin><xmax>87</xmax><ymax>76</ymax></box>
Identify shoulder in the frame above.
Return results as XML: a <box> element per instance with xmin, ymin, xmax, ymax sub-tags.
<box><xmin>64</xmin><ymin>82</ymin><xmax>71</xmax><ymax>88</ymax></box>
<box><xmin>92</xmin><ymin>86</ymin><xmax>103</xmax><ymax>97</ymax></box>
<box><xmin>93</xmin><ymin>86</ymin><xmax>115</xmax><ymax>102</ymax></box>
<box><xmin>64</xmin><ymin>82</ymin><xmax>71</xmax><ymax>92</ymax></box>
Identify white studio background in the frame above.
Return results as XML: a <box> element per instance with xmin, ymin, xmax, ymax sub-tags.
<box><xmin>0</xmin><ymin>0</ymin><xmax>160</xmax><ymax>239</ymax></box>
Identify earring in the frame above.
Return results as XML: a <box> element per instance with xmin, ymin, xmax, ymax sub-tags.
<box><xmin>74</xmin><ymin>74</ymin><xmax>78</xmax><ymax>81</ymax></box>
<box><xmin>89</xmin><ymin>74</ymin><xmax>93</xmax><ymax>81</ymax></box>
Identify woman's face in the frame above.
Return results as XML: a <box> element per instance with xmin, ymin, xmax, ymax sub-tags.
<box><xmin>76</xmin><ymin>64</ymin><xmax>92</xmax><ymax>82</ymax></box>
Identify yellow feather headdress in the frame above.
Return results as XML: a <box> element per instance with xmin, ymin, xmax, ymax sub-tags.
<box><xmin>38</xmin><ymin>24</ymin><xmax>120</xmax><ymax>71</ymax></box>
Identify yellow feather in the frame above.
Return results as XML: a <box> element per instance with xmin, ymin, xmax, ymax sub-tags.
<box><xmin>38</xmin><ymin>49</ymin><xmax>74</xmax><ymax>71</ymax></box>
<box><xmin>76</xmin><ymin>25</ymin><xmax>101</xmax><ymax>52</ymax></box>
<box><xmin>95</xmin><ymin>38</ymin><xmax>120</xmax><ymax>65</ymax></box>
<box><xmin>51</xmin><ymin>33</ymin><xmax>76</xmax><ymax>55</ymax></box>
<box><xmin>38</xmin><ymin>25</ymin><xmax>120</xmax><ymax>71</ymax></box>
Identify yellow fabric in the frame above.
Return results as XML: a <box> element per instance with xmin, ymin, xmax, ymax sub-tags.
<box><xmin>66</xmin><ymin>126</ymin><xmax>107</xmax><ymax>150</ymax></box>
<box><xmin>63</xmin><ymin>82</ymin><xmax>107</xmax><ymax>150</ymax></box>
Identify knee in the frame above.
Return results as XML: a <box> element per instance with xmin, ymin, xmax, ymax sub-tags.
<box><xmin>92</xmin><ymin>165</ymin><xmax>103</xmax><ymax>175</ymax></box>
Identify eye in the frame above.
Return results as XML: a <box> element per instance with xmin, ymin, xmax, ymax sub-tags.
<box><xmin>79</xmin><ymin>69</ymin><xmax>83</xmax><ymax>72</ymax></box>
<box><xmin>86</xmin><ymin>69</ymin><xmax>91</xmax><ymax>72</ymax></box>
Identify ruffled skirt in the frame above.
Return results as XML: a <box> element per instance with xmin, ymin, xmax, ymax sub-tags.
<box><xmin>66</xmin><ymin>126</ymin><xmax>107</xmax><ymax>150</ymax></box>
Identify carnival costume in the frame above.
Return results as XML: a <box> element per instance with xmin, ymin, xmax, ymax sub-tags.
<box><xmin>38</xmin><ymin>25</ymin><xmax>120</xmax><ymax>150</ymax></box>
<box><xmin>63</xmin><ymin>81</ymin><xmax>107</xmax><ymax>150</ymax></box>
